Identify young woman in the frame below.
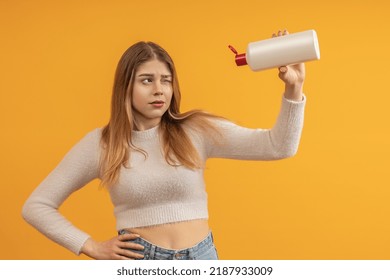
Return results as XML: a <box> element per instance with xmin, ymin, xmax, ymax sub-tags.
<box><xmin>22</xmin><ymin>30</ymin><xmax>306</xmax><ymax>260</ymax></box>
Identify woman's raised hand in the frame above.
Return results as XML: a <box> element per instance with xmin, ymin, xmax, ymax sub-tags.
<box><xmin>273</xmin><ymin>29</ymin><xmax>305</xmax><ymax>101</ymax></box>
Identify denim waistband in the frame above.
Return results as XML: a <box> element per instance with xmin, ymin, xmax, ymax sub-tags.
<box><xmin>118</xmin><ymin>229</ymin><xmax>215</xmax><ymax>260</ymax></box>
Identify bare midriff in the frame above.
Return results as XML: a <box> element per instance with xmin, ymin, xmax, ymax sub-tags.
<box><xmin>124</xmin><ymin>219</ymin><xmax>210</xmax><ymax>250</ymax></box>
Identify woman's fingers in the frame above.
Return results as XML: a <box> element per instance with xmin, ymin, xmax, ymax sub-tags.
<box><xmin>121</xmin><ymin>240</ymin><xmax>144</xmax><ymax>250</ymax></box>
<box><xmin>118</xmin><ymin>233</ymin><xmax>140</xmax><ymax>241</ymax></box>
<box><xmin>116</xmin><ymin>233</ymin><xmax>144</xmax><ymax>259</ymax></box>
<box><xmin>117</xmin><ymin>247</ymin><xmax>144</xmax><ymax>259</ymax></box>
<box><xmin>272</xmin><ymin>29</ymin><xmax>289</xmax><ymax>38</ymax></box>
<box><xmin>117</xmin><ymin>233</ymin><xmax>144</xmax><ymax>250</ymax></box>
<box><xmin>279</xmin><ymin>66</ymin><xmax>288</xmax><ymax>73</ymax></box>
<box><xmin>111</xmin><ymin>243</ymin><xmax>144</xmax><ymax>259</ymax></box>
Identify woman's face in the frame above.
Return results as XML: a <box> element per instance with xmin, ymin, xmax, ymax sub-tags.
<box><xmin>132</xmin><ymin>58</ymin><xmax>173</xmax><ymax>130</ymax></box>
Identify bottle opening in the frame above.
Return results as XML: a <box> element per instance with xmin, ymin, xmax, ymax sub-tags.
<box><xmin>228</xmin><ymin>45</ymin><xmax>247</xmax><ymax>67</ymax></box>
<box><xmin>235</xmin><ymin>53</ymin><xmax>247</xmax><ymax>66</ymax></box>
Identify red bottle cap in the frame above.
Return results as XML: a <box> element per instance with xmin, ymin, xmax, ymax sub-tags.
<box><xmin>228</xmin><ymin>45</ymin><xmax>247</xmax><ymax>67</ymax></box>
<box><xmin>235</xmin><ymin>53</ymin><xmax>247</xmax><ymax>66</ymax></box>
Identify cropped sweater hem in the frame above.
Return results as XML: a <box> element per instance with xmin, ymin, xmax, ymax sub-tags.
<box><xmin>115</xmin><ymin>202</ymin><xmax>209</xmax><ymax>230</ymax></box>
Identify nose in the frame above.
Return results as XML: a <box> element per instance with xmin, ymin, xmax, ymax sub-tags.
<box><xmin>153</xmin><ymin>82</ymin><xmax>164</xmax><ymax>96</ymax></box>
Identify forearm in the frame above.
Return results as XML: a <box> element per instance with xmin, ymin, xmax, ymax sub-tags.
<box><xmin>269</xmin><ymin>94</ymin><xmax>306</xmax><ymax>158</ymax></box>
<box><xmin>22</xmin><ymin>197</ymin><xmax>91</xmax><ymax>255</ymax></box>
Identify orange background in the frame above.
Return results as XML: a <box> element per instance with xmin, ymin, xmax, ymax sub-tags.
<box><xmin>1</xmin><ymin>0</ymin><xmax>390</xmax><ymax>259</ymax></box>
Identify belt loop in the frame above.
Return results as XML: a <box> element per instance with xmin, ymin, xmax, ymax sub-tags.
<box><xmin>149</xmin><ymin>244</ymin><xmax>156</xmax><ymax>259</ymax></box>
<box><xmin>188</xmin><ymin>247</ymin><xmax>195</xmax><ymax>260</ymax></box>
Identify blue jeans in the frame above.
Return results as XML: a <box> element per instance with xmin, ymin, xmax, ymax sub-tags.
<box><xmin>118</xmin><ymin>229</ymin><xmax>218</xmax><ymax>260</ymax></box>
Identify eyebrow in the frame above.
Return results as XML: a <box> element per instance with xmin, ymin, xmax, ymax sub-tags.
<box><xmin>137</xmin><ymin>73</ymin><xmax>172</xmax><ymax>78</ymax></box>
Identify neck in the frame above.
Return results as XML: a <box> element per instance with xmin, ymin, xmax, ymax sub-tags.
<box><xmin>133</xmin><ymin>120</ymin><xmax>161</xmax><ymax>131</ymax></box>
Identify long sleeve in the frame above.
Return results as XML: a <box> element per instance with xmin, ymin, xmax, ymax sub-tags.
<box><xmin>206</xmin><ymin>95</ymin><xmax>306</xmax><ymax>160</ymax></box>
<box><xmin>22</xmin><ymin>128</ymin><xmax>101</xmax><ymax>255</ymax></box>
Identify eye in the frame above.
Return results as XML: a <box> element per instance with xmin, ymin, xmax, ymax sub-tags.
<box><xmin>141</xmin><ymin>78</ymin><xmax>153</xmax><ymax>84</ymax></box>
<box><xmin>162</xmin><ymin>78</ymin><xmax>172</xmax><ymax>84</ymax></box>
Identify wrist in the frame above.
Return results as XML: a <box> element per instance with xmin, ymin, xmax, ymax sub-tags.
<box><xmin>81</xmin><ymin>238</ymin><xmax>98</xmax><ymax>259</ymax></box>
<box><xmin>284</xmin><ymin>82</ymin><xmax>304</xmax><ymax>101</ymax></box>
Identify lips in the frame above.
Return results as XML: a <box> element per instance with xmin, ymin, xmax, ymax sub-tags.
<box><xmin>149</xmin><ymin>100</ymin><xmax>165</xmax><ymax>104</ymax></box>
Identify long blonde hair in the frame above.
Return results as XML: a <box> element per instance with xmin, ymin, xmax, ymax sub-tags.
<box><xmin>99</xmin><ymin>42</ymin><xmax>221</xmax><ymax>188</ymax></box>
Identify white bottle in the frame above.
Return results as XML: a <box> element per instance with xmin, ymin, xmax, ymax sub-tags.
<box><xmin>229</xmin><ymin>30</ymin><xmax>320</xmax><ymax>71</ymax></box>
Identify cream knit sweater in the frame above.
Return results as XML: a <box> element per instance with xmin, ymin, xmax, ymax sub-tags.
<box><xmin>22</xmin><ymin>95</ymin><xmax>306</xmax><ymax>255</ymax></box>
